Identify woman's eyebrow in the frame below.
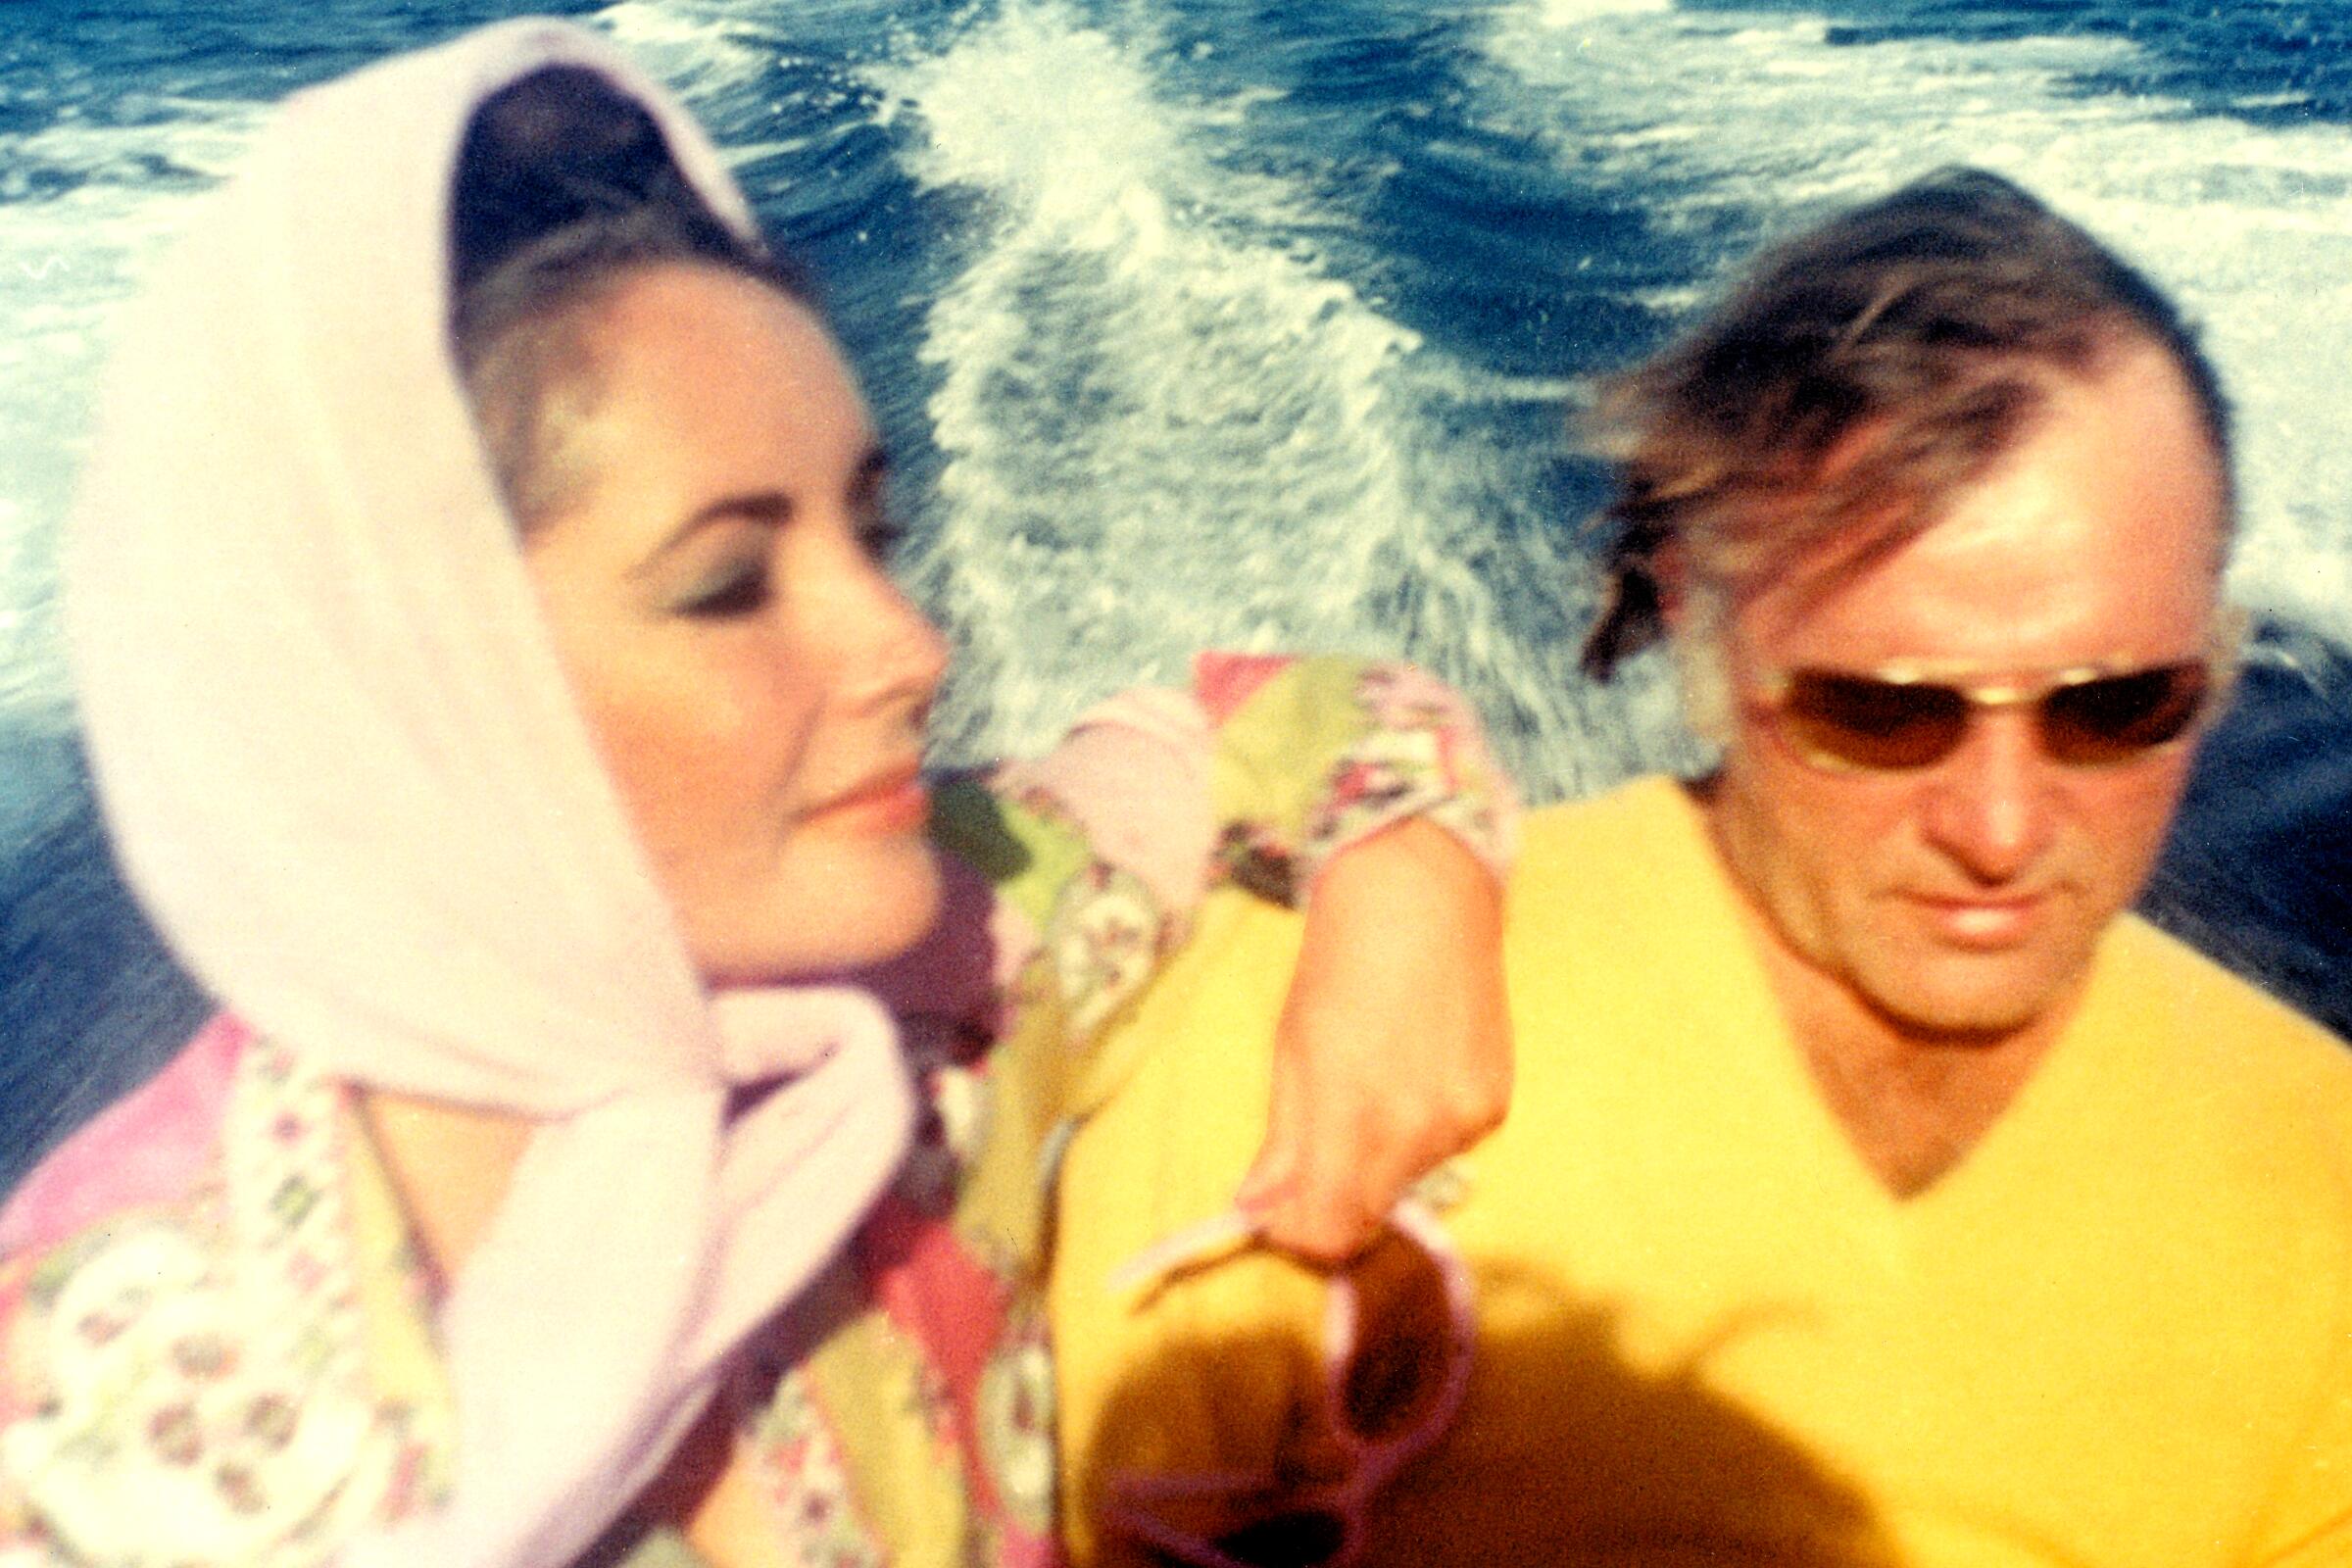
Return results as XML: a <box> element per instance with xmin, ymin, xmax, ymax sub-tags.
<box><xmin>637</xmin><ymin>445</ymin><xmax>890</xmax><ymax>569</ymax></box>
<box><xmin>639</xmin><ymin>491</ymin><xmax>794</xmax><ymax>569</ymax></box>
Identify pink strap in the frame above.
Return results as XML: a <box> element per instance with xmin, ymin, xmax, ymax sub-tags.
<box><xmin>1102</xmin><ymin>1199</ymin><xmax>1476</xmax><ymax>1568</ymax></box>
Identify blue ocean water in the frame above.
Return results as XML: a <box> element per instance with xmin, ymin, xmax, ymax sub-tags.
<box><xmin>3</xmin><ymin>0</ymin><xmax>2351</xmax><ymax>1171</ymax></box>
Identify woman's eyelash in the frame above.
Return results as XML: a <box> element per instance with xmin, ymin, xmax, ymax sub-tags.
<box><xmin>860</xmin><ymin>517</ymin><xmax>909</xmax><ymax>563</ymax></box>
<box><xmin>677</xmin><ymin>564</ymin><xmax>772</xmax><ymax>618</ymax></box>
<box><xmin>672</xmin><ymin>496</ymin><xmax>898</xmax><ymax>615</ymax></box>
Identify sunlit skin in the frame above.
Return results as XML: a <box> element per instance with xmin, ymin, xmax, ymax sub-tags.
<box><xmin>524</xmin><ymin>264</ymin><xmax>952</xmax><ymax>985</ymax></box>
<box><xmin>366</xmin><ymin>266</ymin><xmax>1508</xmax><ymax>1568</ymax></box>
<box><xmin>370</xmin><ymin>266</ymin><xmax>956</xmax><ymax>1566</ymax></box>
<box><xmin>1691</xmin><ymin>338</ymin><xmax>2230</xmax><ymax>1179</ymax></box>
<box><xmin>366</xmin><ymin>262</ymin><xmax>952</xmax><ymax>1304</ymax></box>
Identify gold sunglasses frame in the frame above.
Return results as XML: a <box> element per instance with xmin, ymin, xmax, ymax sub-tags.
<box><xmin>1738</xmin><ymin>604</ymin><xmax>2250</xmax><ymax>776</ymax></box>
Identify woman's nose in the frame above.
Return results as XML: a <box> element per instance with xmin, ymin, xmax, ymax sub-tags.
<box><xmin>858</xmin><ymin>565</ymin><xmax>950</xmax><ymax>711</ymax></box>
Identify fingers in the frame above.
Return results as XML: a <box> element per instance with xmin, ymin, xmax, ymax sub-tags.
<box><xmin>1238</xmin><ymin>816</ymin><xmax>1513</xmax><ymax>1266</ymax></box>
<box><xmin>1241</xmin><ymin>1030</ymin><xmax>1510</xmax><ymax>1265</ymax></box>
<box><xmin>1235</xmin><ymin>1045</ymin><xmax>1306</xmax><ymax>1215</ymax></box>
<box><xmin>1274</xmin><ymin>1111</ymin><xmax>1396</xmax><ymax>1263</ymax></box>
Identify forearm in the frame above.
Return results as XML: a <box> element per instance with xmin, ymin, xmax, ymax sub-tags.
<box><xmin>1243</xmin><ymin>816</ymin><xmax>1511</xmax><ymax>1260</ymax></box>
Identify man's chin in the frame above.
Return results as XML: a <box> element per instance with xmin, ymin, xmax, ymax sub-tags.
<box><xmin>1860</xmin><ymin>953</ymin><xmax>2086</xmax><ymax>1046</ymax></box>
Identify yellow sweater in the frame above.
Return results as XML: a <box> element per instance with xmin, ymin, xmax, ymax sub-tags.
<box><xmin>1054</xmin><ymin>777</ymin><xmax>2352</xmax><ymax>1567</ymax></box>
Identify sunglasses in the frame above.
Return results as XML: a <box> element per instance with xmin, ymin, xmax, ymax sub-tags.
<box><xmin>1740</xmin><ymin>611</ymin><xmax>2245</xmax><ymax>776</ymax></box>
<box><xmin>1101</xmin><ymin>1200</ymin><xmax>1474</xmax><ymax>1568</ymax></box>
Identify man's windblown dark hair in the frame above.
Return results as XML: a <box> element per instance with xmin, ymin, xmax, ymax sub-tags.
<box><xmin>1580</xmin><ymin>167</ymin><xmax>2231</xmax><ymax>677</ymax></box>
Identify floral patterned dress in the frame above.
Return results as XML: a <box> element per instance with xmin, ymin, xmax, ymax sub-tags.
<box><xmin>0</xmin><ymin>656</ymin><xmax>1510</xmax><ymax>1568</ymax></box>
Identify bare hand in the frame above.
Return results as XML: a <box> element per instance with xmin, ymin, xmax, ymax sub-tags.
<box><xmin>1235</xmin><ymin>819</ymin><xmax>1510</xmax><ymax>1262</ymax></box>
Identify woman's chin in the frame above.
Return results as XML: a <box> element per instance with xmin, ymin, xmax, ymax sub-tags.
<box><xmin>695</xmin><ymin>838</ymin><xmax>946</xmax><ymax>988</ymax></box>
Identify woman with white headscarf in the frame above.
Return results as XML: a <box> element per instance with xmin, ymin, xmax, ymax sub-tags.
<box><xmin>0</xmin><ymin>20</ymin><xmax>1511</xmax><ymax>1568</ymax></box>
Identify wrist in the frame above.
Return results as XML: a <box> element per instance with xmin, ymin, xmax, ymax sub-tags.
<box><xmin>1307</xmin><ymin>818</ymin><xmax>1503</xmax><ymax>920</ymax></box>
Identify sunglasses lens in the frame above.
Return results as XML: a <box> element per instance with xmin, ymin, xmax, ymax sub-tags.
<box><xmin>2041</xmin><ymin>663</ymin><xmax>2211</xmax><ymax>764</ymax></box>
<box><xmin>1213</xmin><ymin>1510</ymin><xmax>1348</xmax><ymax>1566</ymax></box>
<box><xmin>1778</xmin><ymin>671</ymin><xmax>1970</xmax><ymax>771</ymax></box>
<box><xmin>1337</xmin><ymin>1228</ymin><xmax>1459</xmax><ymax>1446</ymax></box>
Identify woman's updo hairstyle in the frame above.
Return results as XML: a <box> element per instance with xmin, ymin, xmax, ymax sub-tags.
<box><xmin>449</xmin><ymin>65</ymin><xmax>808</xmax><ymax>530</ymax></box>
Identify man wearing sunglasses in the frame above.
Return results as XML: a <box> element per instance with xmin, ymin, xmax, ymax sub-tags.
<box><xmin>1493</xmin><ymin>169</ymin><xmax>2351</xmax><ymax>1561</ymax></box>
<box><xmin>1575</xmin><ymin>166</ymin><xmax>2261</xmax><ymax>1204</ymax></box>
<box><xmin>1054</xmin><ymin>168</ymin><xmax>2352</xmax><ymax>1567</ymax></box>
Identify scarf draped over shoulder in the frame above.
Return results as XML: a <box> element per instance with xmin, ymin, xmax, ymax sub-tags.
<box><xmin>63</xmin><ymin>20</ymin><xmax>913</xmax><ymax>1568</ymax></box>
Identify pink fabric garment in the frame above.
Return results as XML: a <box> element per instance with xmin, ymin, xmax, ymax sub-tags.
<box><xmin>0</xmin><ymin>1014</ymin><xmax>247</xmax><ymax>1258</ymax></box>
<box><xmin>1012</xmin><ymin>685</ymin><xmax>1218</xmax><ymax>922</ymax></box>
<box><xmin>62</xmin><ymin>20</ymin><xmax>911</xmax><ymax>1568</ymax></box>
<box><xmin>1191</xmin><ymin>653</ymin><xmax>1294</xmax><ymax>726</ymax></box>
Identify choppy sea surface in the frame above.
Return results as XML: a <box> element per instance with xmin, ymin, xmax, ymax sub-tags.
<box><xmin>4</xmin><ymin>0</ymin><xmax>2351</xmax><ymax>1172</ymax></box>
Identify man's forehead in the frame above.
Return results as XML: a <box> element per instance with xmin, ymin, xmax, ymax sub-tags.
<box><xmin>1732</xmin><ymin>343</ymin><xmax>2230</xmax><ymax>662</ymax></box>
<box><xmin>1757</xmin><ymin>337</ymin><xmax>2223</xmax><ymax>576</ymax></box>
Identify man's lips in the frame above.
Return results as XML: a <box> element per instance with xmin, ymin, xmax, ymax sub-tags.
<box><xmin>802</xmin><ymin>762</ymin><xmax>929</xmax><ymax>834</ymax></box>
<box><xmin>1903</xmin><ymin>889</ymin><xmax>2050</xmax><ymax>949</ymax></box>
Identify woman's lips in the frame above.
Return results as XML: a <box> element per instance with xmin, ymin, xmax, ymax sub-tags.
<box><xmin>804</xmin><ymin>764</ymin><xmax>929</xmax><ymax>835</ymax></box>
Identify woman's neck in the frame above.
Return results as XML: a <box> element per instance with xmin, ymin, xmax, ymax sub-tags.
<box><xmin>357</xmin><ymin>1088</ymin><xmax>536</xmax><ymax>1281</ymax></box>
<box><xmin>357</xmin><ymin>1087</ymin><xmax>785</xmax><ymax>1566</ymax></box>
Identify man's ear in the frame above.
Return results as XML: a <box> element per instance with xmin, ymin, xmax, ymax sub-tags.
<box><xmin>1671</xmin><ymin>635</ymin><xmax>1734</xmax><ymax>749</ymax></box>
<box><xmin>1652</xmin><ymin>540</ymin><xmax>1690</xmax><ymax>631</ymax></box>
<box><xmin>1658</xmin><ymin>551</ymin><xmax>1735</xmax><ymax>748</ymax></box>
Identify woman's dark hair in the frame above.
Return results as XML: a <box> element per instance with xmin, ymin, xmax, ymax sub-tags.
<box><xmin>448</xmin><ymin>65</ymin><xmax>810</xmax><ymax>529</ymax></box>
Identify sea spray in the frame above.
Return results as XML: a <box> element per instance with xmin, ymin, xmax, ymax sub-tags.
<box><xmin>866</xmin><ymin>0</ymin><xmax>1656</xmax><ymax>793</ymax></box>
<box><xmin>1474</xmin><ymin>0</ymin><xmax>2352</xmax><ymax>647</ymax></box>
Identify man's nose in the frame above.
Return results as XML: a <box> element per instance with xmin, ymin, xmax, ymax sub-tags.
<box><xmin>1919</xmin><ymin>709</ymin><xmax>2058</xmax><ymax>883</ymax></box>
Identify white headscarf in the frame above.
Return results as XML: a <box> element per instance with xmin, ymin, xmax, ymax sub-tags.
<box><xmin>65</xmin><ymin>20</ymin><xmax>912</xmax><ymax>1567</ymax></box>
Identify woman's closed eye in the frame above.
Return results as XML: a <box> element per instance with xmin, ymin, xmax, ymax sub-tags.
<box><xmin>672</xmin><ymin>554</ymin><xmax>774</xmax><ymax>618</ymax></box>
<box><xmin>851</xmin><ymin>453</ymin><xmax>903</xmax><ymax>565</ymax></box>
<box><xmin>858</xmin><ymin>513</ymin><xmax>908</xmax><ymax>565</ymax></box>
<box><xmin>645</xmin><ymin>491</ymin><xmax>793</xmax><ymax>621</ymax></box>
